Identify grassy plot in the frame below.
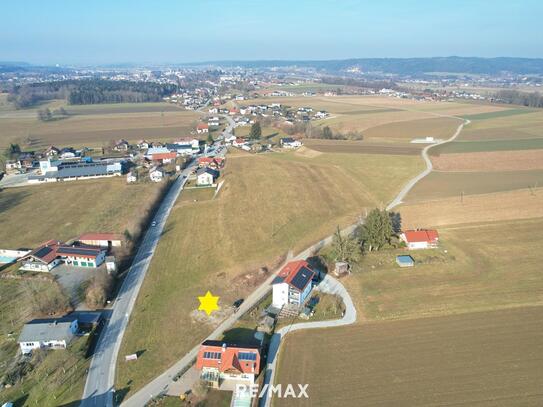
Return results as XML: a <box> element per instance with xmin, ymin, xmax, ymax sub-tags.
<box><xmin>116</xmin><ymin>151</ymin><xmax>423</xmax><ymax>395</ymax></box>
<box><xmin>346</xmin><ymin>218</ymin><xmax>543</xmax><ymax>320</ymax></box>
<box><xmin>302</xmin><ymin>139</ymin><xmax>422</xmax><ymax>155</ymax></box>
<box><xmin>430</xmin><ymin>137</ymin><xmax>543</xmax><ymax>155</ymax></box>
<box><xmin>275</xmin><ymin>306</ymin><xmax>543</xmax><ymax>407</ymax></box>
<box><xmin>458</xmin><ymin>110</ymin><xmax>543</xmax><ymax>141</ymax></box>
<box><xmin>404</xmin><ymin>169</ymin><xmax>543</xmax><ymax>202</ymax></box>
<box><xmin>461</xmin><ymin>107</ymin><xmax>536</xmax><ymax>120</ymax></box>
<box><xmin>431</xmin><ymin>149</ymin><xmax>543</xmax><ymax>172</ymax></box>
<box><xmin>361</xmin><ymin>116</ymin><xmax>461</xmax><ymax>142</ymax></box>
<box><xmin>0</xmin><ymin>178</ymin><xmax>162</xmax><ymax>247</ymax></box>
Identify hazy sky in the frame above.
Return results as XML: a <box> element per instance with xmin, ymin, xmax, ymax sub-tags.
<box><xmin>2</xmin><ymin>0</ymin><xmax>542</xmax><ymax>65</ymax></box>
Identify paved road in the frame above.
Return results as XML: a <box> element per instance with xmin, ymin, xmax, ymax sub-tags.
<box><xmin>386</xmin><ymin>118</ymin><xmax>470</xmax><ymax>211</ymax></box>
<box><xmin>259</xmin><ymin>274</ymin><xmax>357</xmax><ymax>407</ymax></box>
<box><xmin>80</xmin><ymin>163</ymin><xmax>196</xmax><ymax>407</ymax></box>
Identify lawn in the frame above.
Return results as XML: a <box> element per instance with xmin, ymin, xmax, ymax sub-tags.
<box><xmin>431</xmin><ymin>149</ymin><xmax>543</xmax><ymax>172</ymax></box>
<box><xmin>275</xmin><ymin>306</ymin><xmax>543</xmax><ymax>407</ymax></box>
<box><xmin>460</xmin><ymin>107</ymin><xmax>536</xmax><ymax>120</ymax></box>
<box><xmin>404</xmin><ymin>169</ymin><xmax>543</xmax><ymax>202</ymax></box>
<box><xmin>0</xmin><ymin>177</ymin><xmax>163</xmax><ymax>247</ymax></box>
<box><xmin>346</xmin><ymin>217</ymin><xmax>543</xmax><ymax>320</ymax></box>
<box><xmin>116</xmin><ymin>150</ymin><xmax>423</xmax><ymax>395</ymax></box>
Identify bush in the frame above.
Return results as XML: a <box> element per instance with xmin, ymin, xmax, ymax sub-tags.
<box><xmin>85</xmin><ymin>271</ymin><xmax>114</xmax><ymax>309</ymax></box>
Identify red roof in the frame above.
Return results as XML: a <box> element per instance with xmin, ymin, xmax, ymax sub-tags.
<box><xmin>152</xmin><ymin>152</ymin><xmax>177</xmax><ymax>161</ymax></box>
<box><xmin>276</xmin><ymin>260</ymin><xmax>315</xmax><ymax>292</ymax></box>
<box><xmin>402</xmin><ymin>229</ymin><xmax>439</xmax><ymax>243</ymax></box>
<box><xmin>198</xmin><ymin>157</ymin><xmax>214</xmax><ymax>164</ymax></box>
<box><xmin>197</xmin><ymin>123</ymin><xmax>209</xmax><ymax>129</ymax></box>
<box><xmin>25</xmin><ymin>240</ymin><xmax>61</xmax><ymax>263</ymax></box>
<box><xmin>78</xmin><ymin>233</ymin><xmax>123</xmax><ymax>242</ymax></box>
<box><xmin>196</xmin><ymin>341</ymin><xmax>260</xmax><ymax>375</ymax></box>
<box><xmin>235</xmin><ymin>138</ymin><xmax>246</xmax><ymax>144</ymax></box>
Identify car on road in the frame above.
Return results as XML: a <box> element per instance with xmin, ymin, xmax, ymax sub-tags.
<box><xmin>151</xmin><ymin>221</ymin><xmax>157</xmax><ymax>227</ymax></box>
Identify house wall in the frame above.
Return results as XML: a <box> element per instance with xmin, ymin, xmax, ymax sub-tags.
<box><xmin>407</xmin><ymin>241</ymin><xmax>430</xmax><ymax>250</ymax></box>
<box><xmin>197</xmin><ymin>173</ymin><xmax>213</xmax><ymax>186</ymax></box>
<box><xmin>272</xmin><ymin>282</ymin><xmax>289</xmax><ymax>307</ymax></box>
<box><xmin>299</xmin><ymin>281</ymin><xmax>313</xmax><ymax>304</ymax></box>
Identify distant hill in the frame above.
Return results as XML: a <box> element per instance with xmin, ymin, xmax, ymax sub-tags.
<box><xmin>182</xmin><ymin>57</ymin><xmax>543</xmax><ymax>75</ymax></box>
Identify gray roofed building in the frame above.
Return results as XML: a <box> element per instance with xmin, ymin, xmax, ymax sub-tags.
<box><xmin>29</xmin><ymin>160</ymin><xmax>122</xmax><ymax>184</ymax></box>
<box><xmin>18</xmin><ymin>317</ymin><xmax>79</xmax><ymax>354</ymax></box>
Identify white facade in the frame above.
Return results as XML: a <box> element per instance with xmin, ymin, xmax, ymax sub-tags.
<box><xmin>150</xmin><ymin>168</ymin><xmax>164</xmax><ymax>182</ymax></box>
<box><xmin>20</xmin><ymin>258</ymin><xmax>61</xmax><ymax>272</ymax></box>
<box><xmin>272</xmin><ymin>279</ymin><xmax>313</xmax><ymax>308</ymax></box>
<box><xmin>19</xmin><ymin>319</ymin><xmax>78</xmax><ymax>354</ymax></box>
<box><xmin>197</xmin><ymin>172</ymin><xmax>214</xmax><ymax>186</ymax></box>
<box><xmin>127</xmin><ymin>173</ymin><xmax>137</xmax><ymax>183</ymax></box>
<box><xmin>62</xmin><ymin>251</ymin><xmax>105</xmax><ymax>268</ymax></box>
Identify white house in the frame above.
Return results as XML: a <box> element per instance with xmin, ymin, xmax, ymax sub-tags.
<box><xmin>19</xmin><ymin>240</ymin><xmax>62</xmax><ymax>272</ymax></box>
<box><xmin>18</xmin><ymin>317</ymin><xmax>78</xmax><ymax>354</ymax></box>
<box><xmin>196</xmin><ymin>167</ymin><xmax>219</xmax><ymax>186</ymax></box>
<box><xmin>400</xmin><ymin>229</ymin><xmax>439</xmax><ymax>250</ymax></box>
<box><xmin>280</xmin><ymin>137</ymin><xmax>302</xmax><ymax>149</ymax></box>
<box><xmin>126</xmin><ymin>172</ymin><xmax>137</xmax><ymax>183</ymax></box>
<box><xmin>150</xmin><ymin>167</ymin><xmax>164</xmax><ymax>182</ymax></box>
<box><xmin>272</xmin><ymin>260</ymin><xmax>315</xmax><ymax>308</ymax></box>
<box><xmin>224</xmin><ymin>134</ymin><xmax>237</xmax><ymax>144</ymax></box>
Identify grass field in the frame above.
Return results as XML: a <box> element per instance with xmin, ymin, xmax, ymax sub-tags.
<box><xmin>430</xmin><ymin>137</ymin><xmax>543</xmax><ymax>155</ymax></box>
<box><xmin>404</xmin><ymin>169</ymin><xmax>543</xmax><ymax>202</ymax></box>
<box><xmin>461</xmin><ymin>107</ymin><xmax>537</xmax><ymax>120</ymax></box>
<box><xmin>0</xmin><ymin>178</ymin><xmax>162</xmax><ymax>247</ymax></box>
<box><xmin>302</xmin><ymin>139</ymin><xmax>423</xmax><ymax>155</ymax></box>
<box><xmin>400</xmin><ymin>187</ymin><xmax>543</xmax><ymax>228</ymax></box>
<box><xmin>458</xmin><ymin>110</ymin><xmax>543</xmax><ymax>141</ymax></box>
<box><xmin>116</xmin><ymin>150</ymin><xmax>423</xmax><ymax>395</ymax></box>
<box><xmin>275</xmin><ymin>306</ymin><xmax>543</xmax><ymax>407</ymax></box>
<box><xmin>361</xmin><ymin>116</ymin><xmax>461</xmax><ymax>142</ymax></box>
<box><xmin>0</xmin><ymin>101</ymin><xmax>201</xmax><ymax>149</ymax></box>
<box><xmin>431</xmin><ymin>149</ymin><xmax>543</xmax><ymax>172</ymax></box>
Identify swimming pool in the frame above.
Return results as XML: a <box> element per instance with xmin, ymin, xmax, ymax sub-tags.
<box><xmin>0</xmin><ymin>256</ymin><xmax>17</xmax><ymax>264</ymax></box>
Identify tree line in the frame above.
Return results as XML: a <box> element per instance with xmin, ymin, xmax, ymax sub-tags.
<box><xmin>8</xmin><ymin>79</ymin><xmax>177</xmax><ymax>108</ymax></box>
<box><xmin>493</xmin><ymin>90</ymin><xmax>543</xmax><ymax>108</ymax></box>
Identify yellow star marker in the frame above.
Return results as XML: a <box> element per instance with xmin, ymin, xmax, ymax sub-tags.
<box><xmin>198</xmin><ymin>291</ymin><xmax>220</xmax><ymax>316</ymax></box>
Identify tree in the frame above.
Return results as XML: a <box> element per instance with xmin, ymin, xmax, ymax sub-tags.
<box><xmin>37</xmin><ymin>108</ymin><xmax>52</xmax><ymax>122</ymax></box>
<box><xmin>357</xmin><ymin>208</ymin><xmax>394</xmax><ymax>251</ymax></box>
<box><xmin>322</xmin><ymin>126</ymin><xmax>333</xmax><ymax>139</ymax></box>
<box><xmin>5</xmin><ymin>143</ymin><xmax>21</xmax><ymax>158</ymax></box>
<box><xmin>249</xmin><ymin>121</ymin><xmax>262</xmax><ymax>140</ymax></box>
<box><xmin>206</xmin><ymin>133</ymin><xmax>214</xmax><ymax>144</ymax></box>
<box><xmin>330</xmin><ymin>226</ymin><xmax>360</xmax><ymax>263</ymax></box>
<box><xmin>389</xmin><ymin>211</ymin><xmax>402</xmax><ymax>234</ymax></box>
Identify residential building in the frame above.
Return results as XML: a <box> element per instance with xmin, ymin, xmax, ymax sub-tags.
<box><xmin>280</xmin><ymin>138</ymin><xmax>302</xmax><ymax>149</ymax></box>
<box><xmin>151</xmin><ymin>152</ymin><xmax>177</xmax><ymax>164</ymax></box>
<box><xmin>56</xmin><ymin>245</ymin><xmax>106</xmax><ymax>268</ymax></box>
<box><xmin>19</xmin><ymin>240</ymin><xmax>62</xmax><ymax>272</ymax></box>
<box><xmin>224</xmin><ymin>134</ymin><xmax>237</xmax><ymax>144</ymax></box>
<box><xmin>137</xmin><ymin>140</ymin><xmax>150</xmax><ymax>150</ymax></box>
<box><xmin>113</xmin><ymin>139</ymin><xmax>130</xmax><ymax>151</ymax></box>
<box><xmin>232</xmin><ymin>138</ymin><xmax>247</xmax><ymax>147</ymax></box>
<box><xmin>78</xmin><ymin>232</ymin><xmax>123</xmax><ymax>248</ymax></box>
<box><xmin>197</xmin><ymin>123</ymin><xmax>209</xmax><ymax>134</ymax></box>
<box><xmin>196</xmin><ymin>340</ymin><xmax>261</xmax><ymax>388</ymax></box>
<box><xmin>150</xmin><ymin>167</ymin><xmax>164</xmax><ymax>182</ymax></box>
<box><xmin>59</xmin><ymin>147</ymin><xmax>77</xmax><ymax>159</ymax></box>
<box><xmin>196</xmin><ymin>167</ymin><xmax>219</xmax><ymax>186</ymax></box>
<box><xmin>272</xmin><ymin>260</ymin><xmax>315</xmax><ymax>308</ymax></box>
<box><xmin>20</xmin><ymin>240</ymin><xmax>106</xmax><ymax>271</ymax></box>
<box><xmin>44</xmin><ymin>145</ymin><xmax>60</xmax><ymax>156</ymax></box>
<box><xmin>126</xmin><ymin>172</ymin><xmax>137</xmax><ymax>183</ymax></box>
<box><xmin>18</xmin><ymin>317</ymin><xmax>78</xmax><ymax>354</ymax></box>
<box><xmin>400</xmin><ymin>229</ymin><xmax>439</xmax><ymax>250</ymax></box>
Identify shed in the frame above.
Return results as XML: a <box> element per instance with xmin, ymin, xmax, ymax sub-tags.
<box><xmin>396</xmin><ymin>255</ymin><xmax>414</xmax><ymax>268</ymax></box>
<box><xmin>105</xmin><ymin>256</ymin><xmax>117</xmax><ymax>273</ymax></box>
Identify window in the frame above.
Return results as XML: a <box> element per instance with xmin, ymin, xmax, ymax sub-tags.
<box><xmin>203</xmin><ymin>351</ymin><xmax>221</xmax><ymax>359</ymax></box>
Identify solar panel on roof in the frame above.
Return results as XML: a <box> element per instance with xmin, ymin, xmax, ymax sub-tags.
<box><xmin>57</xmin><ymin>247</ymin><xmax>100</xmax><ymax>256</ymax></box>
<box><xmin>289</xmin><ymin>267</ymin><xmax>313</xmax><ymax>291</ymax></box>
<box><xmin>34</xmin><ymin>246</ymin><xmax>53</xmax><ymax>259</ymax></box>
<box><xmin>238</xmin><ymin>352</ymin><xmax>257</xmax><ymax>361</ymax></box>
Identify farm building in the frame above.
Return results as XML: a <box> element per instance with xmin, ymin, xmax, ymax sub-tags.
<box><xmin>78</xmin><ymin>232</ymin><xmax>122</xmax><ymax>248</ymax></box>
<box><xmin>18</xmin><ymin>316</ymin><xmax>78</xmax><ymax>354</ymax></box>
<box><xmin>28</xmin><ymin>159</ymin><xmax>122</xmax><ymax>184</ymax></box>
<box><xmin>196</xmin><ymin>340</ymin><xmax>261</xmax><ymax>388</ymax></box>
<box><xmin>19</xmin><ymin>240</ymin><xmax>63</xmax><ymax>272</ymax></box>
<box><xmin>56</xmin><ymin>245</ymin><xmax>106</xmax><ymax>268</ymax></box>
<box><xmin>400</xmin><ymin>229</ymin><xmax>439</xmax><ymax>250</ymax></box>
<box><xmin>272</xmin><ymin>260</ymin><xmax>316</xmax><ymax>308</ymax></box>
<box><xmin>196</xmin><ymin>167</ymin><xmax>219</xmax><ymax>186</ymax></box>
<box><xmin>196</xmin><ymin>123</ymin><xmax>209</xmax><ymax>134</ymax></box>
<box><xmin>396</xmin><ymin>255</ymin><xmax>415</xmax><ymax>268</ymax></box>
<box><xmin>280</xmin><ymin>138</ymin><xmax>302</xmax><ymax>149</ymax></box>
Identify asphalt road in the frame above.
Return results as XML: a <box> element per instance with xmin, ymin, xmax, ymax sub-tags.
<box><xmin>80</xmin><ymin>163</ymin><xmax>195</xmax><ymax>407</ymax></box>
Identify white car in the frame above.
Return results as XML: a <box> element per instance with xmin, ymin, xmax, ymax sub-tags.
<box><xmin>151</xmin><ymin>221</ymin><xmax>157</xmax><ymax>227</ymax></box>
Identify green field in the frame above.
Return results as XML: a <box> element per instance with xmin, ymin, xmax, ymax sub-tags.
<box><xmin>404</xmin><ymin>169</ymin><xmax>543</xmax><ymax>202</ymax></box>
<box><xmin>458</xmin><ymin>110</ymin><xmax>543</xmax><ymax>141</ymax></box>
<box><xmin>275</xmin><ymin>306</ymin><xmax>543</xmax><ymax>407</ymax></box>
<box><xmin>116</xmin><ymin>151</ymin><xmax>423</xmax><ymax>395</ymax></box>
<box><xmin>430</xmin><ymin>138</ymin><xmax>543</xmax><ymax>155</ymax></box>
<box><xmin>461</xmin><ymin>107</ymin><xmax>536</xmax><ymax>120</ymax></box>
<box><xmin>0</xmin><ymin>178</ymin><xmax>162</xmax><ymax>247</ymax></box>
<box><xmin>362</xmin><ymin>116</ymin><xmax>461</xmax><ymax>142</ymax></box>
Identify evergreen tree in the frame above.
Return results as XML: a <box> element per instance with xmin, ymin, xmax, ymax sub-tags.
<box><xmin>322</xmin><ymin>126</ymin><xmax>333</xmax><ymax>139</ymax></box>
<box><xmin>331</xmin><ymin>226</ymin><xmax>360</xmax><ymax>263</ymax></box>
<box><xmin>249</xmin><ymin>122</ymin><xmax>262</xmax><ymax>140</ymax></box>
<box><xmin>358</xmin><ymin>209</ymin><xmax>394</xmax><ymax>251</ymax></box>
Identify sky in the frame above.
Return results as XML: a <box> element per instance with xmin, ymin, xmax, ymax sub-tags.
<box><xmin>2</xmin><ymin>0</ymin><xmax>542</xmax><ymax>65</ymax></box>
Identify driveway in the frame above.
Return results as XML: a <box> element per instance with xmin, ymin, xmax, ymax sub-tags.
<box><xmin>52</xmin><ymin>264</ymin><xmax>104</xmax><ymax>309</ymax></box>
<box><xmin>0</xmin><ymin>171</ymin><xmax>32</xmax><ymax>188</ymax></box>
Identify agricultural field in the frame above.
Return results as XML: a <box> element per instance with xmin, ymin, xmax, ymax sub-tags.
<box><xmin>302</xmin><ymin>139</ymin><xmax>422</xmax><ymax>155</ymax></box>
<box><xmin>361</xmin><ymin>116</ymin><xmax>461</xmax><ymax>142</ymax></box>
<box><xmin>404</xmin><ymin>169</ymin><xmax>543</xmax><ymax>202</ymax></box>
<box><xmin>116</xmin><ymin>150</ymin><xmax>423</xmax><ymax>395</ymax></box>
<box><xmin>0</xmin><ymin>100</ymin><xmax>201</xmax><ymax>150</ymax></box>
<box><xmin>432</xmin><ymin>149</ymin><xmax>543</xmax><ymax>172</ymax></box>
<box><xmin>0</xmin><ymin>177</ymin><xmax>163</xmax><ymax>248</ymax></box>
<box><xmin>275</xmin><ymin>306</ymin><xmax>543</xmax><ymax>407</ymax></box>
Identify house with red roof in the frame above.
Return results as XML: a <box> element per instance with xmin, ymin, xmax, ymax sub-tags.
<box><xmin>272</xmin><ymin>260</ymin><xmax>316</xmax><ymax>308</ymax></box>
<box><xmin>20</xmin><ymin>240</ymin><xmax>62</xmax><ymax>272</ymax></box>
<box><xmin>400</xmin><ymin>229</ymin><xmax>439</xmax><ymax>250</ymax></box>
<box><xmin>196</xmin><ymin>340</ymin><xmax>261</xmax><ymax>388</ymax></box>
<box><xmin>151</xmin><ymin>152</ymin><xmax>177</xmax><ymax>164</ymax></box>
<box><xmin>198</xmin><ymin>156</ymin><xmax>225</xmax><ymax>170</ymax></box>
<box><xmin>196</xmin><ymin>123</ymin><xmax>209</xmax><ymax>134</ymax></box>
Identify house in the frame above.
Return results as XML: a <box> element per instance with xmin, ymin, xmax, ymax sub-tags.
<box><xmin>113</xmin><ymin>139</ymin><xmax>130</xmax><ymax>151</ymax></box>
<box><xmin>196</xmin><ymin>167</ymin><xmax>219</xmax><ymax>186</ymax></box>
<box><xmin>126</xmin><ymin>172</ymin><xmax>137</xmax><ymax>183</ymax></box>
<box><xmin>150</xmin><ymin>167</ymin><xmax>164</xmax><ymax>182</ymax></box>
<box><xmin>151</xmin><ymin>152</ymin><xmax>177</xmax><ymax>164</ymax></box>
<box><xmin>56</xmin><ymin>245</ymin><xmax>106</xmax><ymax>268</ymax></box>
<box><xmin>19</xmin><ymin>240</ymin><xmax>62</xmax><ymax>272</ymax></box>
<box><xmin>78</xmin><ymin>232</ymin><xmax>123</xmax><ymax>248</ymax></box>
<box><xmin>314</xmin><ymin>111</ymin><xmax>328</xmax><ymax>119</ymax></box>
<box><xmin>229</xmin><ymin>108</ymin><xmax>239</xmax><ymax>116</ymax></box>
<box><xmin>197</xmin><ymin>123</ymin><xmax>209</xmax><ymax>134</ymax></box>
<box><xmin>400</xmin><ymin>229</ymin><xmax>439</xmax><ymax>250</ymax></box>
<box><xmin>59</xmin><ymin>147</ymin><xmax>77</xmax><ymax>159</ymax></box>
<box><xmin>272</xmin><ymin>260</ymin><xmax>316</xmax><ymax>308</ymax></box>
<box><xmin>44</xmin><ymin>145</ymin><xmax>60</xmax><ymax>157</ymax></box>
<box><xmin>137</xmin><ymin>140</ymin><xmax>150</xmax><ymax>150</ymax></box>
<box><xmin>224</xmin><ymin>134</ymin><xmax>237</xmax><ymax>144</ymax></box>
<box><xmin>280</xmin><ymin>138</ymin><xmax>302</xmax><ymax>149</ymax></box>
<box><xmin>18</xmin><ymin>317</ymin><xmax>78</xmax><ymax>354</ymax></box>
<box><xmin>208</xmin><ymin>107</ymin><xmax>218</xmax><ymax>114</ymax></box>
<box><xmin>232</xmin><ymin>138</ymin><xmax>247</xmax><ymax>147</ymax></box>
<box><xmin>196</xmin><ymin>340</ymin><xmax>261</xmax><ymax>388</ymax></box>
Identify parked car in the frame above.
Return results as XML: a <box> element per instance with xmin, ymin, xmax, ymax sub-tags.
<box><xmin>151</xmin><ymin>221</ymin><xmax>157</xmax><ymax>227</ymax></box>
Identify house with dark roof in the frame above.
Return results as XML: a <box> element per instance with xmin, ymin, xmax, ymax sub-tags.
<box><xmin>196</xmin><ymin>167</ymin><xmax>219</xmax><ymax>186</ymax></box>
<box><xmin>29</xmin><ymin>158</ymin><xmax>122</xmax><ymax>184</ymax></box>
<box><xmin>280</xmin><ymin>137</ymin><xmax>302</xmax><ymax>149</ymax></box>
<box><xmin>196</xmin><ymin>340</ymin><xmax>261</xmax><ymax>388</ymax></box>
<box><xmin>400</xmin><ymin>229</ymin><xmax>439</xmax><ymax>250</ymax></box>
<box><xmin>18</xmin><ymin>316</ymin><xmax>78</xmax><ymax>354</ymax></box>
<box><xmin>272</xmin><ymin>260</ymin><xmax>316</xmax><ymax>308</ymax></box>
<box><xmin>19</xmin><ymin>240</ymin><xmax>62</xmax><ymax>272</ymax></box>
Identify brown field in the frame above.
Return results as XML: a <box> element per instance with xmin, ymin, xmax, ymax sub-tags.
<box><xmin>0</xmin><ymin>107</ymin><xmax>201</xmax><ymax>149</ymax></box>
<box><xmin>404</xmin><ymin>169</ymin><xmax>543</xmax><ymax>202</ymax></box>
<box><xmin>458</xmin><ymin>110</ymin><xmax>543</xmax><ymax>141</ymax></box>
<box><xmin>302</xmin><ymin>139</ymin><xmax>422</xmax><ymax>155</ymax></box>
<box><xmin>275</xmin><ymin>306</ymin><xmax>543</xmax><ymax>407</ymax></box>
<box><xmin>432</xmin><ymin>149</ymin><xmax>543</xmax><ymax>172</ymax></box>
<box><xmin>362</xmin><ymin>116</ymin><xmax>461</xmax><ymax>142</ymax></box>
<box><xmin>400</xmin><ymin>187</ymin><xmax>543</xmax><ymax>228</ymax></box>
